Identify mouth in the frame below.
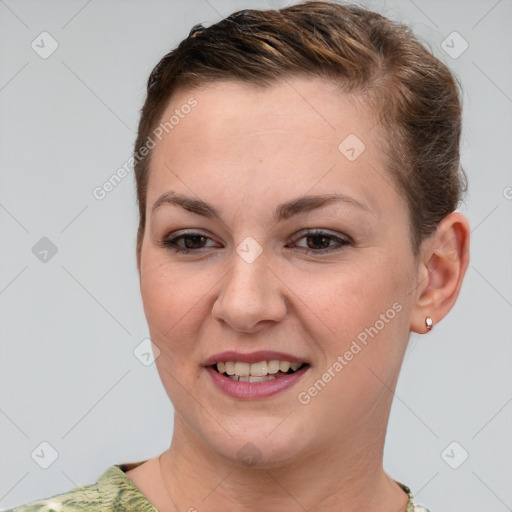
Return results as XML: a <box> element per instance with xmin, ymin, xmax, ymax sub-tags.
<box><xmin>203</xmin><ymin>351</ymin><xmax>310</xmax><ymax>399</ymax></box>
<box><xmin>211</xmin><ymin>360</ymin><xmax>309</xmax><ymax>382</ymax></box>
<box><xmin>205</xmin><ymin>355</ymin><xmax>310</xmax><ymax>399</ymax></box>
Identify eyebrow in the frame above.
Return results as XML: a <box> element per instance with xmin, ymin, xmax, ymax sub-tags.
<box><xmin>151</xmin><ymin>190</ymin><xmax>371</xmax><ymax>223</ymax></box>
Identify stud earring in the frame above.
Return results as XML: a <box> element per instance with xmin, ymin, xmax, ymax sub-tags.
<box><xmin>425</xmin><ymin>317</ymin><xmax>433</xmax><ymax>331</ymax></box>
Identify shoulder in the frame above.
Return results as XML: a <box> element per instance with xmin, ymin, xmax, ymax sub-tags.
<box><xmin>6</xmin><ymin>464</ymin><xmax>158</xmax><ymax>512</ymax></box>
<box><xmin>396</xmin><ymin>481</ymin><xmax>432</xmax><ymax>512</ymax></box>
<box><xmin>411</xmin><ymin>505</ymin><xmax>431</xmax><ymax>512</ymax></box>
<box><xmin>8</xmin><ymin>484</ymin><xmax>105</xmax><ymax>512</ymax></box>
<box><xmin>6</xmin><ymin>481</ymin><xmax>101</xmax><ymax>512</ymax></box>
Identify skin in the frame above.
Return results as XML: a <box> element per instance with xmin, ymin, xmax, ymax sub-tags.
<box><xmin>126</xmin><ymin>77</ymin><xmax>470</xmax><ymax>512</ymax></box>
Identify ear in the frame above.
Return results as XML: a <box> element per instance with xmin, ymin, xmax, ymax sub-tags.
<box><xmin>410</xmin><ymin>211</ymin><xmax>470</xmax><ymax>334</ymax></box>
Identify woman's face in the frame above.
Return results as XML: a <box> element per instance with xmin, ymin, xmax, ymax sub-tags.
<box><xmin>139</xmin><ymin>77</ymin><xmax>419</xmax><ymax>466</ymax></box>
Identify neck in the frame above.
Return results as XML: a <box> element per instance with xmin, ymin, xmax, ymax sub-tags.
<box><xmin>157</xmin><ymin>408</ymin><xmax>408</xmax><ymax>512</ymax></box>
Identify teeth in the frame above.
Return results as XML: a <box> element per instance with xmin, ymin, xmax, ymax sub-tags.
<box><xmin>234</xmin><ymin>362</ymin><xmax>250</xmax><ymax>377</ymax></box>
<box><xmin>225</xmin><ymin>361</ymin><xmax>235</xmax><ymax>375</ymax></box>
<box><xmin>228</xmin><ymin>375</ymin><xmax>276</xmax><ymax>382</ymax></box>
<box><xmin>215</xmin><ymin>360</ymin><xmax>304</xmax><ymax>378</ymax></box>
<box><xmin>279</xmin><ymin>361</ymin><xmax>290</xmax><ymax>372</ymax></box>
<box><xmin>267</xmin><ymin>360</ymin><xmax>280</xmax><ymax>374</ymax></box>
<box><xmin>249</xmin><ymin>361</ymin><xmax>268</xmax><ymax>376</ymax></box>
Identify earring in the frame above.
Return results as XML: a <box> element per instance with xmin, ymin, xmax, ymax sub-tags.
<box><xmin>425</xmin><ymin>317</ymin><xmax>433</xmax><ymax>331</ymax></box>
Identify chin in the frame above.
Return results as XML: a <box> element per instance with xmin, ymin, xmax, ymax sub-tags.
<box><xmin>199</xmin><ymin>416</ymin><xmax>313</xmax><ymax>470</ymax></box>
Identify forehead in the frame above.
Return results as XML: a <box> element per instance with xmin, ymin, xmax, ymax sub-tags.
<box><xmin>146</xmin><ymin>77</ymin><xmax>395</xmax><ymax>219</ymax></box>
<box><xmin>159</xmin><ymin>77</ymin><xmax>377</xmax><ymax>144</ymax></box>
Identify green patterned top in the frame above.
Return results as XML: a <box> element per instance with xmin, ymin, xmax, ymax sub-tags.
<box><xmin>7</xmin><ymin>461</ymin><xmax>431</xmax><ymax>511</ymax></box>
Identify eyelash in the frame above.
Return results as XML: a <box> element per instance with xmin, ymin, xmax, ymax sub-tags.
<box><xmin>160</xmin><ymin>229</ymin><xmax>352</xmax><ymax>255</ymax></box>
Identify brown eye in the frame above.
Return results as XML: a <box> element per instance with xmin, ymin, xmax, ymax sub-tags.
<box><xmin>182</xmin><ymin>234</ymin><xmax>207</xmax><ymax>249</ymax></box>
<box><xmin>160</xmin><ymin>231</ymin><xmax>219</xmax><ymax>254</ymax></box>
<box><xmin>291</xmin><ymin>229</ymin><xmax>352</xmax><ymax>254</ymax></box>
<box><xmin>305</xmin><ymin>233</ymin><xmax>332</xmax><ymax>250</ymax></box>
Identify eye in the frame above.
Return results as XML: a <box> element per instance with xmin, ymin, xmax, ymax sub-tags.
<box><xmin>160</xmin><ymin>231</ymin><xmax>220</xmax><ymax>254</ymax></box>
<box><xmin>289</xmin><ymin>229</ymin><xmax>352</xmax><ymax>254</ymax></box>
<box><xmin>159</xmin><ymin>228</ymin><xmax>352</xmax><ymax>255</ymax></box>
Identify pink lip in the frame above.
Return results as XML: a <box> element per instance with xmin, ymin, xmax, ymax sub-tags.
<box><xmin>206</xmin><ymin>364</ymin><xmax>309</xmax><ymax>400</ymax></box>
<box><xmin>203</xmin><ymin>350</ymin><xmax>307</xmax><ymax>366</ymax></box>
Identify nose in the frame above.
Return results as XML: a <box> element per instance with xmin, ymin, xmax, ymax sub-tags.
<box><xmin>211</xmin><ymin>246</ymin><xmax>287</xmax><ymax>334</ymax></box>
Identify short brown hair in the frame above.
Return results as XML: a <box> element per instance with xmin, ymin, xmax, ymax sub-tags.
<box><xmin>133</xmin><ymin>0</ymin><xmax>466</xmax><ymax>261</ymax></box>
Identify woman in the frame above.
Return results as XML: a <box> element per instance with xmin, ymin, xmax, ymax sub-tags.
<box><xmin>8</xmin><ymin>1</ymin><xmax>470</xmax><ymax>511</ymax></box>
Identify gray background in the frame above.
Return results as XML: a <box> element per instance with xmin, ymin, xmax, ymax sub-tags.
<box><xmin>0</xmin><ymin>0</ymin><xmax>511</xmax><ymax>510</ymax></box>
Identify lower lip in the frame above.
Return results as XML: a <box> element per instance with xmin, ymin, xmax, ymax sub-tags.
<box><xmin>206</xmin><ymin>365</ymin><xmax>309</xmax><ymax>399</ymax></box>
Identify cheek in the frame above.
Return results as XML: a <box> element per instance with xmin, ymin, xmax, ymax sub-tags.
<box><xmin>302</xmin><ymin>255</ymin><xmax>412</xmax><ymax>376</ymax></box>
<box><xmin>296</xmin><ymin>269</ymin><xmax>411</xmax><ymax>427</ymax></box>
<box><xmin>139</xmin><ymin>252</ymin><xmax>219</xmax><ymax>359</ymax></box>
<box><xmin>140</xmin><ymin>258</ymin><xmax>174</xmax><ymax>328</ymax></box>
<box><xmin>140</xmin><ymin>256</ymin><xmax>192</xmax><ymax>348</ymax></box>
<box><xmin>306</xmin><ymin>257</ymin><xmax>408</xmax><ymax>330</ymax></box>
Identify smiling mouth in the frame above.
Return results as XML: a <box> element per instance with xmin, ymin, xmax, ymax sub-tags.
<box><xmin>211</xmin><ymin>360</ymin><xmax>309</xmax><ymax>382</ymax></box>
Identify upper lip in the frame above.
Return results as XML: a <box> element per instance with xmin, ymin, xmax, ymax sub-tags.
<box><xmin>203</xmin><ymin>350</ymin><xmax>308</xmax><ymax>366</ymax></box>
